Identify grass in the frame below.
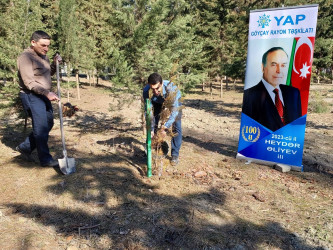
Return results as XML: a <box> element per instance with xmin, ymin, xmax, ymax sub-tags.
<box><xmin>60</xmin><ymin>80</ymin><xmax>77</xmax><ymax>89</ymax></box>
<box><xmin>308</xmin><ymin>92</ymin><xmax>331</xmax><ymax>113</ymax></box>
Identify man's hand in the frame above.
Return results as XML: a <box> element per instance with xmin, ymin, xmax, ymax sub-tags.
<box><xmin>46</xmin><ymin>91</ymin><xmax>59</xmax><ymax>101</ymax></box>
<box><xmin>53</xmin><ymin>53</ymin><xmax>62</xmax><ymax>64</ymax></box>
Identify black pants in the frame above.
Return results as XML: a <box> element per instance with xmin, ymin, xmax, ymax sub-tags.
<box><xmin>18</xmin><ymin>92</ymin><xmax>54</xmax><ymax>165</ymax></box>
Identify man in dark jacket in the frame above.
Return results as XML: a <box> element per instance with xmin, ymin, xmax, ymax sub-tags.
<box><xmin>242</xmin><ymin>47</ymin><xmax>302</xmax><ymax>131</ymax></box>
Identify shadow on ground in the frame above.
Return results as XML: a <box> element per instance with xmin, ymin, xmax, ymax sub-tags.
<box><xmin>1</xmin><ymin>121</ymin><xmax>328</xmax><ymax>248</ymax></box>
<box><xmin>4</xmin><ymin>162</ymin><xmax>324</xmax><ymax>249</ymax></box>
<box><xmin>0</xmin><ymin>86</ymin><xmax>330</xmax><ymax>249</ymax></box>
<box><xmin>184</xmin><ymin>99</ymin><xmax>242</xmax><ymax>119</ymax></box>
<box><xmin>183</xmin><ymin>133</ymin><xmax>238</xmax><ymax>158</ymax></box>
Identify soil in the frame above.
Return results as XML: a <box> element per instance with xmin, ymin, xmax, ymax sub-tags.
<box><xmin>0</xmin><ymin>79</ymin><xmax>332</xmax><ymax>250</ymax></box>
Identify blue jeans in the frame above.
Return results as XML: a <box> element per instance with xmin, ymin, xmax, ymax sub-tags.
<box><xmin>18</xmin><ymin>92</ymin><xmax>54</xmax><ymax>165</ymax></box>
<box><xmin>153</xmin><ymin>103</ymin><xmax>182</xmax><ymax>157</ymax></box>
<box><xmin>170</xmin><ymin>118</ymin><xmax>182</xmax><ymax>157</ymax></box>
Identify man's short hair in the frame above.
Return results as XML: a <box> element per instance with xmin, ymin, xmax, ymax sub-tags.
<box><xmin>262</xmin><ymin>47</ymin><xmax>288</xmax><ymax>66</ymax></box>
<box><xmin>148</xmin><ymin>73</ymin><xmax>162</xmax><ymax>85</ymax></box>
<box><xmin>30</xmin><ymin>30</ymin><xmax>51</xmax><ymax>42</ymax></box>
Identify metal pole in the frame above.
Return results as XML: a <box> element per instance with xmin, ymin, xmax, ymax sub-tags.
<box><xmin>145</xmin><ymin>99</ymin><xmax>152</xmax><ymax>177</ymax></box>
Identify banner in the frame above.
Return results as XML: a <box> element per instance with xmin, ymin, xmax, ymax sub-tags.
<box><xmin>237</xmin><ymin>5</ymin><xmax>318</xmax><ymax>170</ymax></box>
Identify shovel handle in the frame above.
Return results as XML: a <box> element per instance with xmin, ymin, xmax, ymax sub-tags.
<box><xmin>56</xmin><ymin>61</ymin><xmax>69</xmax><ymax>158</ymax></box>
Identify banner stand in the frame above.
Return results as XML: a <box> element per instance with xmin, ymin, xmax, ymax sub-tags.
<box><xmin>236</xmin><ymin>153</ymin><xmax>303</xmax><ymax>172</ymax></box>
<box><xmin>237</xmin><ymin>5</ymin><xmax>318</xmax><ymax>170</ymax></box>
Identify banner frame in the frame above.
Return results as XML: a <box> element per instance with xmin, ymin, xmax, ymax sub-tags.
<box><xmin>250</xmin><ymin>4</ymin><xmax>319</xmax><ymax>14</ymax></box>
<box><xmin>237</xmin><ymin>4</ymin><xmax>319</xmax><ymax>171</ymax></box>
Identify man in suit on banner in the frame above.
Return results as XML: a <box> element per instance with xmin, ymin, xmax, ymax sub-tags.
<box><xmin>242</xmin><ymin>47</ymin><xmax>302</xmax><ymax>132</ymax></box>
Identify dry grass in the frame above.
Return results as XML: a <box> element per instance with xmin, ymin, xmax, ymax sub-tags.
<box><xmin>0</xmin><ymin>80</ymin><xmax>332</xmax><ymax>249</ymax></box>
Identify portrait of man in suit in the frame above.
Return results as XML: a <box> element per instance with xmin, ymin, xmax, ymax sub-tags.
<box><xmin>242</xmin><ymin>47</ymin><xmax>302</xmax><ymax>132</ymax></box>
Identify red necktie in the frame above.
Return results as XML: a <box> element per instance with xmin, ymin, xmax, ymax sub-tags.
<box><xmin>273</xmin><ymin>88</ymin><xmax>285</xmax><ymax>124</ymax></box>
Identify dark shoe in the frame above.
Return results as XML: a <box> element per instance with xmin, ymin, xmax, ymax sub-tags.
<box><xmin>16</xmin><ymin>146</ymin><xmax>34</xmax><ymax>162</ymax></box>
<box><xmin>41</xmin><ymin>159</ymin><xmax>59</xmax><ymax>167</ymax></box>
<box><xmin>171</xmin><ymin>156</ymin><xmax>179</xmax><ymax>166</ymax></box>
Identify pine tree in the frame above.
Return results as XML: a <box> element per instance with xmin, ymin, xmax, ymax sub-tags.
<box><xmin>220</xmin><ymin>2</ymin><xmax>248</xmax><ymax>84</ymax></box>
<box><xmin>312</xmin><ymin>0</ymin><xmax>333</xmax><ymax>83</ymax></box>
<box><xmin>58</xmin><ymin>0</ymin><xmax>80</xmax><ymax>70</ymax></box>
<box><xmin>108</xmin><ymin>0</ymin><xmax>206</xmax><ymax>92</ymax></box>
<box><xmin>190</xmin><ymin>0</ymin><xmax>222</xmax><ymax>78</ymax></box>
<box><xmin>0</xmin><ymin>0</ymin><xmax>44</xmax><ymax>80</ymax></box>
<box><xmin>1</xmin><ymin>0</ymin><xmax>331</xmax><ymax>95</ymax></box>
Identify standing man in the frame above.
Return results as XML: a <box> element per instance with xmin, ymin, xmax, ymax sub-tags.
<box><xmin>242</xmin><ymin>47</ymin><xmax>302</xmax><ymax>131</ymax></box>
<box><xmin>143</xmin><ymin>73</ymin><xmax>182</xmax><ymax>166</ymax></box>
<box><xmin>16</xmin><ymin>30</ymin><xmax>61</xmax><ymax>167</ymax></box>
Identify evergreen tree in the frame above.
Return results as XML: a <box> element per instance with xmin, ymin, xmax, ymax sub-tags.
<box><xmin>221</xmin><ymin>2</ymin><xmax>248</xmax><ymax>83</ymax></box>
<box><xmin>57</xmin><ymin>0</ymin><xmax>81</xmax><ymax>72</ymax></box>
<box><xmin>76</xmin><ymin>0</ymin><xmax>103</xmax><ymax>74</ymax></box>
<box><xmin>0</xmin><ymin>0</ymin><xmax>332</xmax><ymax>94</ymax></box>
<box><xmin>105</xmin><ymin>0</ymin><xmax>136</xmax><ymax>88</ymax></box>
<box><xmin>108</xmin><ymin>0</ymin><xmax>206</xmax><ymax>92</ymax></box>
<box><xmin>40</xmin><ymin>0</ymin><xmax>60</xmax><ymax>53</ymax></box>
<box><xmin>312</xmin><ymin>0</ymin><xmax>333</xmax><ymax>83</ymax></box>
<box><xmin>190</xmin><ymin>0</ymin><xmax>222</xmax><ymax>78</ymax></box>
<box><xmin>0</xmin><ymin>0</ymin><xmax>45</xmax><ymax>80</ymax></box>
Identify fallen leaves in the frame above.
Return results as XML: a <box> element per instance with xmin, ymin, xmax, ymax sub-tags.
<box><xmin>189</xmin><ymin>163</ymin><xmax>217</xmax><ymax>185</ymax></box>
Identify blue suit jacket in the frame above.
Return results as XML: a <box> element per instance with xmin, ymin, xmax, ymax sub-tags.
<box><xmin>242</xmin><ymin>81</ymin><xmax>302</xmax><ymax>131</ymax></box>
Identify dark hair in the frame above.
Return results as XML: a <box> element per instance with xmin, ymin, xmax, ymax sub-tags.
<box><xmin>262</xmin><ymin>47</ymin><xmax>288</xmax><ymax>66</ymax></box>
<box><xmin>30</xmin><ymin>30</ymin><xmax>51</xmax><ymax>42</ymax></box>
<box><xmin>148</xmin><ymin>73</ymin><xmax>162</xmax><ymax>85</ymax></box>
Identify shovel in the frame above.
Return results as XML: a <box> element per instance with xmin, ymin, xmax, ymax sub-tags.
<box><xmin>56</xmin><ymin>59</ymin><xmax>76</xmax><ymax>175</ymax></box>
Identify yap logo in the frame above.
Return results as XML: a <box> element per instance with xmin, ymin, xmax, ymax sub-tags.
<box><xmin>257</xmin><ymin>14</ymin><xmax>271</xmax><ymax>28</ymax></box>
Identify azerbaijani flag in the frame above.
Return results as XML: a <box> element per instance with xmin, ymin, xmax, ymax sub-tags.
<box><xmin>286</xmin><ymin>37</ymin><xmax>316</xmax><ymax>116</ymax></box>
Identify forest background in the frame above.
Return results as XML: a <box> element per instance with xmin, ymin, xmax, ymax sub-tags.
<box><xmin>0</xmin><ymin>0</ymin><xmax>332</xmax><ymax>99</ymax></box>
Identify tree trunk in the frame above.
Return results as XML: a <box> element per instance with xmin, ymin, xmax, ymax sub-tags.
<box><xmin>202</xmin><ymin>81</ymin><xmax>205</xmax><ymax>91</ymax></box>
<box><xmin>233</xmin><ymin>79</ymin><xmax>236</xmax><ymax>90</ymax></box>
<box><xmin>66</xmin><ymin>62</ymin><xmax>70</xmax><ymax>102</ymax></box>
<box><xmin>92</xmin><ymin>70</ymin><xmax>96</xmax><ymax>87</ymax></box>
<box><xmin>220</xmin><ymin>80</ymin><xmax>223</xmax><ymax>98</ymax></box>
<box><xmin>210</xmin><ymin>82</ymin><xmax>213</xmax><ymax>96</ymax></box>
<box><xmin>67</xmin><ymin>77</ymin><xmax>70</xmax><ymax>102</ymax></box>
<box><xmin>76</xmin><ymin>71</ymin><xmax>80</xmax><ymax>100</ymax></box>
<box><xmin>225</xmin><ymin>76</ymin><xmax>229</xmax><ymax>90</ymax></box>
<box><xmin>88</xmin><ymin>71</ymin><xmax>91</xmax><ymax>86</ymax></box>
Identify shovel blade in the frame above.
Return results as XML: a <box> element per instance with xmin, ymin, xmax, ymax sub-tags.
<box><xmin>58</xmin><ymin>157</ymin><xmax>76</xmax><ymax>175</ymax></box>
